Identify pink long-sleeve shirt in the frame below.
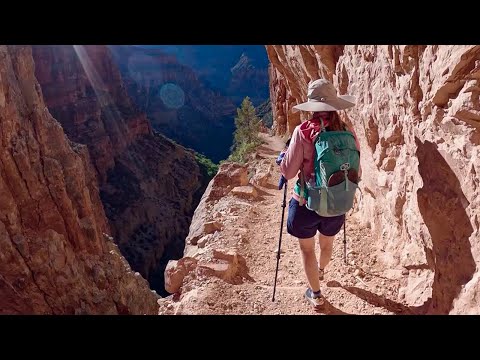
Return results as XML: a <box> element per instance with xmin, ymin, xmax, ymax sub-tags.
<box><xmin>280</xmin><ymin>119</ymin><xmax>361</xmax><ymax>202</ymax></box>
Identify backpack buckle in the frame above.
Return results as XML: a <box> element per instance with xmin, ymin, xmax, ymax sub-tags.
<box><xmin>340</xmin><ymin>163</ymin><xmax>350</xmax><ymax>171</ymax></box>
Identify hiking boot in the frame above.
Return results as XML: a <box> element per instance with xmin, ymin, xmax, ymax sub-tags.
<box><xmin>318</xmin><ymin>268</ymin><xmax>325</xmax><ymax>281</ymax></box>
<box><xmin>305</xmin><ymin>288</ymin><xmax>325</xmax><ymax>308</ymax></box>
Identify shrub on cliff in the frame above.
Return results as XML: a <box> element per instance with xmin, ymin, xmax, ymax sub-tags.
<box><xmin>195</xmin><ymin>152</ymin><xmax>219</xmax><ymax>178</ymax></box>
<box><xmin>229</xmin><ymin>96</ymin><xmax>263</xmax><ymax>163</ymax></box>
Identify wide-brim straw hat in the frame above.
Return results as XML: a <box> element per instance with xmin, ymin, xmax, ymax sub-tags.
<box><xmin>292</xmin><ymin>78</ymin><xmax>356</xmax><ymax>112</ymax></box>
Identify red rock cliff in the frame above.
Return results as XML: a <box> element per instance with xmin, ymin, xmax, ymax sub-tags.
<box><xmin>0</xmin><ymin>45</ymin><xmax>158</xmax><ymax>314</ymax></box>
<box><xmin>266</xmin><ymin>45</ymin><xmax>480</xmax><ymax>314</ymax></box>
<box><xmin>32</xmin><ymin>45</ymin><xmax>151</xmax><ymax>182</ymax></box>
<box><xmin>31</xmin><ymin>45</ymin><xmax>206</xmax><ymax>295</ymax></box>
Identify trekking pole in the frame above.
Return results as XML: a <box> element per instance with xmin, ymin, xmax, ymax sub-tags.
<box><xmin>272</xmin><ymin>181</ymin><xmax>288</xmax><ymax>302</ymax></box>
<box><xmin>343</xmin><ymin>218</ymin><xmax>347</xmax><ymax>265</ymax></box>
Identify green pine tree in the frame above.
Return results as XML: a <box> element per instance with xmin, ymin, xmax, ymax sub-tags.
<box><xmin>228</xmin><ymin>97</ymin><xmax>263</xmax><ymax>163</ymax></box>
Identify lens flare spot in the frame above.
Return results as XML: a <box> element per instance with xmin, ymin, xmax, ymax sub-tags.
<box><xmin>159</xmin><ymin>83</ymin><xmax>185</xmax><ymax>110</ymax></box>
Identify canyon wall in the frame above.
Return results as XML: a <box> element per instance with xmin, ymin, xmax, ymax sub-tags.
<box><xmin>32</xmin><ymin>45</ymin><xmax>207</xmax><ymax>295</ymax></box>
<box><xmin>109</xmin><ymin>45</ymin><xmax>237</xmax><ymax>163</ymax></box>
<box><xmin>0</xmin><ymin>45</ymin><xmax>158</xmax><ymax>314</ymax></box>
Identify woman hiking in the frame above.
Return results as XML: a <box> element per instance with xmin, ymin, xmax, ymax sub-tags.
<box><xmin>277</xmin><ymin>78</ymin><xmax>361</xmax><ymax>308</ymax></box>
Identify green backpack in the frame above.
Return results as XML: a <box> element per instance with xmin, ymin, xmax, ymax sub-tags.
<box><xmin>294</xmin><ymin>125</ymin><xmax>360</xmax><ymax>217</ymax></box>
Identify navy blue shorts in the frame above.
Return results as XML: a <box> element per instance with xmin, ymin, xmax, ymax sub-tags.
<box><xmin>287</xmin><ymin>198</ymin><xmax>345</xmax><ymax>239</ymax></box>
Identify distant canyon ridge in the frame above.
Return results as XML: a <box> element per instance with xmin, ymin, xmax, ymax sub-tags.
<box><xmin>110</xmin><ymin>45</ymin><xmax>270</xmax><ymax>163</ymax></box>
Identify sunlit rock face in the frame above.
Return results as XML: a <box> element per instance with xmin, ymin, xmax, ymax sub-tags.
<box><xmin>267</xmin><ymin>45</ymin><xmax>480</xmax><ymax>314</ymax></box>
<box><xmin>0</xmin><ymin>45</ymin><xmax>159</xmax><ymax>314</ymax></box>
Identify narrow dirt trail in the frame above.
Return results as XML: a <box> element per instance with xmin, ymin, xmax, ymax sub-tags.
<box><xmin>159</xmin><ymin>133</ymin><xmax>408</xmax><ymax>315</ymax></box>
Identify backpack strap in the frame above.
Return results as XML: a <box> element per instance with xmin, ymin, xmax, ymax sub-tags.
<box><xmin>320</xmin><ymin>187</ymin><xmax>328</xmax><ymax>214</ymax></box>
<box><xmin>320</xmin><ymin>118</ymin><xmax>327</xmax><ymax>133</ymax></box>
<box><xmin>299</xmin><ymin>170</ymin><xmax>306</xmax><ymax>206</ymax></box>
<box><xmin>298</xmin><ymin>136</ymin><xmax>306</xmax><ymax>206</ymax></box>
<box><xmin>299</xmin><ymin>120</ymin><xmax>324</xmax><ymax>207</ymax></box>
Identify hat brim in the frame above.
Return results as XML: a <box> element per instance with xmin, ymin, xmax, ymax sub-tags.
<box><xmin>292</xmin><ymin>95</ymin><xmax>356</xmax><ymax>113</ymax></box>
